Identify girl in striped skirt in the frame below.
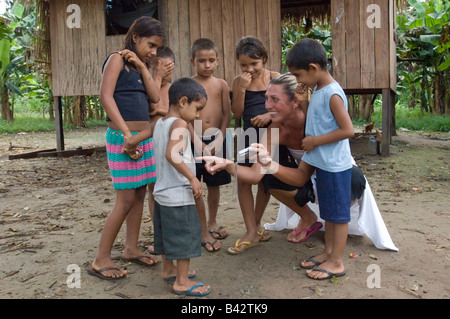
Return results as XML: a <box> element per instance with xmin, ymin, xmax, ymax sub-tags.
<box><xmin>88</xmin><ymin>17</ymin><xmax>174</xmax><ymax>280</ymax></box>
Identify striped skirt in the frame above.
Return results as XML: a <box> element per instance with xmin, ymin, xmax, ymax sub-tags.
<box><xmin>106</xmin><ymin>128</ymin><xmax>156</xmax><ymax>190</ymax></box>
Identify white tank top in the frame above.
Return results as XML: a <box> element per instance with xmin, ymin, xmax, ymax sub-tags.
<box><xmin>152</xmin><ymin>117</ymin><xmax>196</xmax><ymax>206</ymax></box>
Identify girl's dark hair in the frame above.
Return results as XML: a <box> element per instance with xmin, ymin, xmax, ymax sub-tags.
<box><xmin>169</xmin><ymin>78</ymin><xmax>207</xmax><ymax>106</ymax></box>
<box><xmin>121</xmin><ymin>16</ymin><xmax>165</xmax><ymax>52</ymax></box>
<box><xmin>286</xmin><ymin>38</ymin><xmax>328</xmax><ymax>71</ymax></box>
<box><xmin>157</xmin><ymin>46</ymin><xmax>175</xmax><ymax>63</ymax></box>
<box><xmin>235</xmin><ymin>36</ymin><xmax>268</xmax><ymax>63</ymax></box>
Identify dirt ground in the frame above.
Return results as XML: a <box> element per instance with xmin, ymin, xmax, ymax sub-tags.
<box><xmin>0</xmin><ymin>126</ymin><xmax>448</xmax><ymax>300</ymax></box>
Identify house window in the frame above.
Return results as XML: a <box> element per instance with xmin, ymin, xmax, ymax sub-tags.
<box><xmin>106</xmin><ymin>0</ymin><xmax>158</xmax><ymax>35</ymax></box>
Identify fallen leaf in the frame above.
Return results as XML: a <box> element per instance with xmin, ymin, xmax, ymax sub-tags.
<box><xmin>369</xmin><ymin>254</ymin><xmax>377</xmax><ymax>260</ymax></box>
<box><xmin>330</xmin><ymin>276</ymin><xmax>340</xmax><ymax>284</ymax></box>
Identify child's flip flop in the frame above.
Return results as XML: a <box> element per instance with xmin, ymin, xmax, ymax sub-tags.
<box><xmin>227</xmin><ymin>239</ymin><xmax>259</xmax><ymax>255</ymax></box>
<box><xmin>209</xmin><ymin>226</ymin><xmax>228</xmax><ymax>239</ymax></box>
<box><xmin>87</xmin><ymin>266</ymin><xmax>126</xmax><ymax>280</ymax></box>
<box><xmin>307</xmin><ymin>266</ymin><xmax>346</xmax><ymax>280</ymax></box>
<box><xmin>174</xmin><ymin>282</ymin><xmax>211</xmax><ymax>297</ymax></box>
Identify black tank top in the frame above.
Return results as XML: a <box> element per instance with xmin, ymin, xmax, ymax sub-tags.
<box><xmin>104</xmin><ymin>53</ymin><xmax>150</xmax><ymax>122</ymax></box>
<box><xmin>242</xmin><ymin>90</ymin><xmax>267</xmax><ymax>130</ymax></box>
<box><xmin>242</xmin><ymin>73</ymin><xmax>273</xmax><ymax>130</ymax></box>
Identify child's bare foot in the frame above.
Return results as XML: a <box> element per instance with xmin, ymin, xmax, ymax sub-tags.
<box><xmin>162</xmin><ymin>269</ymin><xmax>197</xmax><ymax>282</ymax></box>
<box><xmin>161</xmin><ymin>260</ymin><xmax>196</xmax><ymax>282</ymax></box>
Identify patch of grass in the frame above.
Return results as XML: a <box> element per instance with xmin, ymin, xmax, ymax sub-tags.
<box><xmin>353</xmin><ymin>102</ymin><xmax>449</xmax><ymax>133</ymax></box>
<box><xmin>0</xmin><ymin>114</ymin><xmax>107</xmax><ymax>134</ymax></box>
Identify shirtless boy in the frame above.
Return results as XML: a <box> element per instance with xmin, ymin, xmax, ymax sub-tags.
<box><xmin>190</xmin><ymin>38</ymin><xmax>232</xmax><ymax>252</ymax></box>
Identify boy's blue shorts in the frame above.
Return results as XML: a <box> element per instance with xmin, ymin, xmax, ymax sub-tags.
<box><xmin>316</xmin><ymin>167</ymin><xmax>352</xmax><ymax>223</ymax></box>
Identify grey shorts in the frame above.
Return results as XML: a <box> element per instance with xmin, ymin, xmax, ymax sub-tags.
<box><xmin>153</xmin><ymin>202</ymin><xmax>202</xmax><ymax>260</ymax></box>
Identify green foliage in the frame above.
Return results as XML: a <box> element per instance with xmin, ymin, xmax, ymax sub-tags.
<box><xmin>396</xmin><ymin>0</ymin><xmax>450</xmax><ymax>112</ymax></box>
<box><xmin>1</xmin><ymin>0</ymin><xmax>39</xmax><ymax>120</ymax></box>
<box><xmin>281</xmin><ymin>18</ymin><xmax>331</xmax><ymax>71</ymax></box>
<box><xmin>356</xmin><ymin>99</ymin><xmax>450</xmax><ymax>132</ymax></box>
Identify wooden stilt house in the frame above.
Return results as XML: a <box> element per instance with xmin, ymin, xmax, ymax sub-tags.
<box><xmin>35</xmin><ymin>0</ymin><xmax>396</xmax><ymax>155</ymax></box>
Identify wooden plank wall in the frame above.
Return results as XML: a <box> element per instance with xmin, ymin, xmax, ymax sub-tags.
<box><xmin>160</xmin><ymin>0</ymin><xmax>282</xmax><ymax>87</ymax></box>
<box><xmin>331</xmin><ymin>0</ymin><xmax>396</xmax><ymax>91</ymax></box>
<box><xmin>49</xmin><ymin>0</ymin><xmax>106</xmax><ymax>97</ymax></box>
<box><xmin>50</xmin><ymin>0</ymin><xmax>282</xmax><ymax>96</ymax></box>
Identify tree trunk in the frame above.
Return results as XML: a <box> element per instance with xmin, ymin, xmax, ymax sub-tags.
<box><xmin>49</xmin><ymin>97</ymin><xmax>55</xmax><ymax>121</ymax></box>
<box><xmin>446</xmin><ymin>71</ymin><xmax>450</xmax><ymax>115</ymax></box>
<box><xmin>1</xmin><ymin>88</ymin><xmax>13</xmax><ymax>122</ymax></box>
<box><xmin>93</xmin><ymin>95</ymin><xmax>100</xmax><ymax>120</ymax></box>
<box><xmin>420</xmin><ymin>73</ymin><xmax>428</xmax><ymax>112</ymax></box>
<box><xmin>408</xmin><ymin>85</ymin><xmax>416</xmax><ymax>108</ymax></box>
<box><xmin>434</xmin><ymin>72</ymin><xmax>445</xmax><ymax>115</ymax></box>
<box><xmin>347</xmin><ymin>96</ymin><xmax>355</xmax><ymax>119</ymax></box>
<box><xmin>87</xmin><ymin>96</ymin><xmax>94</xmax><ymax>119</ymax></box>
<box><xmin>73</xmin><ymin>96</ymin><xmax>87</xmax><ymax>127</ymax></box>
<box><xmin>64</xmin><ymin>96</ymin><xmax>73</xmax><ymax>125</ymax></box>
<box><xmin>80</xmin><ymin>96</ymin><xmax>87</xmax><ymax>127</ymax></box>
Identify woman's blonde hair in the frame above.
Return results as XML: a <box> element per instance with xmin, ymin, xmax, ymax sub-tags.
<box><xmin>269</xmin><ymin>73</ymin><xmax>298</xmax><ymax>101</ymax></box>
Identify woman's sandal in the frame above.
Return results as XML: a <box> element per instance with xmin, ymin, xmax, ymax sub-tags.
<box><xmin>227</xmin><ymin>239</ymin><xmax>259</xmax><ymax>255</ymax></box>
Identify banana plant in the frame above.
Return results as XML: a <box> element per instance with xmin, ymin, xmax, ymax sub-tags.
<box><xmin>397</xmin><ymin>0</ymin><xmax>449</xmax><ymax>114</ymax></box>
<box><xmin>0</xmin><ymin>0</ymin><xmax>36</xmax><ymax>121</ymax></box>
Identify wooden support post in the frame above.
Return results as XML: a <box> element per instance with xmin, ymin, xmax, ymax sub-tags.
<box><xmin>54</xmin><ymin>96</ymin><xmax>64</xmax><ymax>151</ymax></box>
<box><xmin>381</xmin><ymin>88</ymin><xmax>394</xmax><ymax>156</ymax></box>
<box><xmin>391</xmin><ymin>90</ymin><xmax>396</xmax><ymax>137</ymax></box>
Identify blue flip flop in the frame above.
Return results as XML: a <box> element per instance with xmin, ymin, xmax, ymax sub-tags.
<box><xmin>174</xmin><ymin>282</ymin><xmax>211</xmax><ymax>297</ymax></box>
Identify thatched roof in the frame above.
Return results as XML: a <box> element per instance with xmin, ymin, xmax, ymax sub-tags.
<box><xmin>281</xmin><ymin>0</ymin><xmax>330</xmax><ymax>23</ymax></box>
<box><xmin>281</xmin><ymin>0</ymin><xmax>409</xmax><ymax>23</ymax></box>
